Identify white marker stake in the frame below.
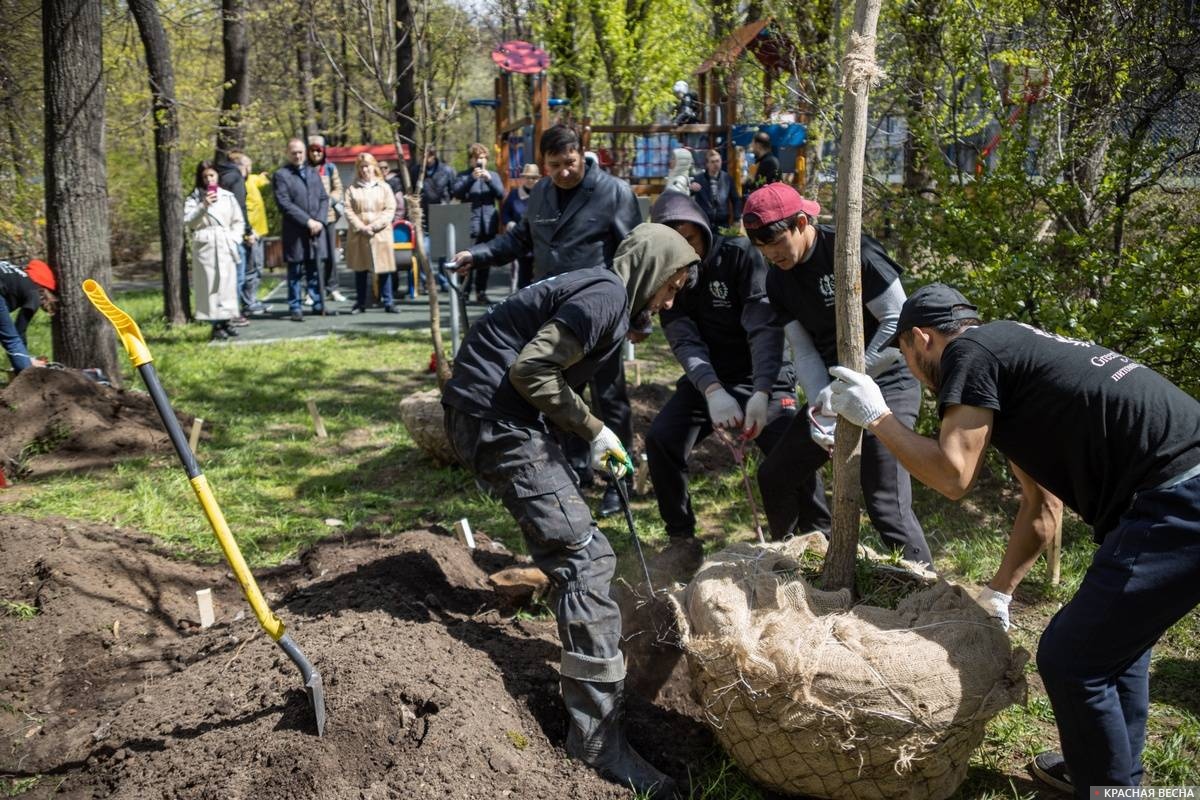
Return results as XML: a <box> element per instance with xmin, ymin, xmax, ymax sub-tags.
<box><xmin>306</xmin><ymin>399</ymin><xmax>329</xmax><ymax>439</ymax></box>
<box><xmin>454</xmin><ymin>518</ymin><xmax>476</xmax><ymax>549</ymax></box>
<box><xmin>188</xmin><ymin>418</ymin><xmax>204</xmax><ymax>452</ymax></box>
<box><xmin>196</xmin><ymin>588</ymin><xmax>215</xmax><ymax>629</ymax></box>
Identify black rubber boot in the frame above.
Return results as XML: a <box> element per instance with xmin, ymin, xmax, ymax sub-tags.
<box><xmin>562</xmin><ymin>677</ymin><xmax>675</xmax><ymax>799</ymax></box>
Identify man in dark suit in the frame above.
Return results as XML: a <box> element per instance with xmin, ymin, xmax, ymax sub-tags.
<box><xmin>690</xmin><ymin>148</ymin><xmax>741</xmax><ymax>230</ymax></box>
<box><xmin>272</xmin><ymin>138</ymin><xmax>330</xmax><ymax>321</ymax></box>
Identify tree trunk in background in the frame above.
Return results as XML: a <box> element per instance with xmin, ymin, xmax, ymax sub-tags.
<box><xmin>42</xmin><ymin>0</ymin><xmax>119</xmax><ymax>380</ymax></box>
<box><xmin>129</xmin><ymin>0</ymin><xmax>186</xmax><ymax>326</ymax></box>
<box><xmin>822</xmin><ymin>0</ymin><xmax>882</xmax><ymax>594</ymax></box>
<box><xmin>217</xmin><ymin>0</ymin><xmax>248</xmax><ymax>156</ymax></box>
<box><xmin>394</xmin><ymin>0</ymin><xmax>416</xmax><ymax>169</ymax></box>
<box><xmin>297</xmin><ymin>24</ymin><xmax>318</xmax><ymax>137</ymax></box>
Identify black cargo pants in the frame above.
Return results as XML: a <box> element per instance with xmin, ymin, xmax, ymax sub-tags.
<box><xmin>444</xmin><ymin>407</ymin><xmax>626</xmax><ymax>683</ymax></box>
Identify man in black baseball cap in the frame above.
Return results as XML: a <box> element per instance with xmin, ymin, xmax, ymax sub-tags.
<box><xmin>827</xmin><ymin>283</ymin><xmax>1200</xmax><ymax>799</ymax></box>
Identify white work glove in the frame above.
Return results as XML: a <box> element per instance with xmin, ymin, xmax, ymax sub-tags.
<box><xmin>809</xmin><ymin>408</ymin><xmax>837</xmax><ymax>451</ymax></box>
<box><xmin>705</xmin><ymin>386</ymin><xmax>744</xmax><ymax>430</ymax></box>
<box><xmin>828</xmin><ymin>366</ymin><xmax>891</xmax><ymax>428</ymax></box>
<box><xmin>977</xmin><ymin>586</ymin><xmax>1012</xmax><ymax>631</ymax></box>
<box><xmin>742</xmin><ymin>391</ymin><xmax>769</xmax><ymax>439</ymax></box>
<box><xmin>590</xmin><ymin>425</ymin><xmax>633</xmax><ymax>479</ymax></box>
<box><xmin>811</xmin><ymin>382</ymin><xmax>834</xmax><ymax>415</ymax></box>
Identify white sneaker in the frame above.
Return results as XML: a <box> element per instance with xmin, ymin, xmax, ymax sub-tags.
<box><xmin>329</xmin><ymin>290</ymin><xmax>347</xmax><ymax>302</ymax></box>
<box><xmin>303</xmin><ymin>295</ymin><xmax>314</xmax><ymax>307</ymax></box>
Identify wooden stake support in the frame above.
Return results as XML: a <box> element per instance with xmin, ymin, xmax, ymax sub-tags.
<box><xmin>188</xmin><ymin>418</ymin><xmax>204</xmax><ymax>452</ymax></box>
<box><xmin>306</xmin><ymin>399</ymin><xmax>329</xmax><ymax>439</ymax></box>
<box><xmin>196</xmin><ymin>588</ymin><xmax>215</xmax><ymax>629</ymax></box>
<box><xmin>454</xmin><ymin>518</ymin><xmax>476</xmax><ymax>549</ymax></box>
<box><xmin>624</xmin><ymin>359</ymin><xmax>643</xmax><ymax>387</ymax></box>
<box><xmin>1046</xmin><ymin>516</ymin><xmax>1062</xmax><ymax>585</ymax></box>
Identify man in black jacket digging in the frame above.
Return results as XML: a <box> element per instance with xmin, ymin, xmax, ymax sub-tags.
<box><xmin>442</xmin><ymin>223</ymin><xmax>696</xmax><ymax>799</ymax></box>
<box><xmin>453</xmin><ymin>124</ymin><xmax>643</xmax><ymax>519</ymax></box>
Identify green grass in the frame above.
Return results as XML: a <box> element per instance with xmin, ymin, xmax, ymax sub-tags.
<box><xmin>6</xmin><ymin>286</ymin><xmax>1200</xmax><ymax>796</ymax></box>
<box><xmin>0</xmin><ymin>777</ymin><xmax>40</xmax><ymax>797</ymax></box>
<box><xmin>0</xmin><ymin>599</ymin><xmax>37</xmax><ymax>619</ymax></box>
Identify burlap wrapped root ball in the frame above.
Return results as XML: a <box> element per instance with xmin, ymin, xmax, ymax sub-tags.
<box><xmin>399</xmin><ymin>388</ymin><xmax>455</xmax><ymax>465</ymax></box>
<box><xmin>670</xmin><ymin>534</ymin><xmax>1028</xmax><ymax>800</ymax></box>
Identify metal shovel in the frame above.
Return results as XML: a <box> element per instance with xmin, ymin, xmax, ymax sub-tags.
<box><xmin>82</xmin><ymin>280</ymin><xmax>326</xmax><ymax>736</ymax></box>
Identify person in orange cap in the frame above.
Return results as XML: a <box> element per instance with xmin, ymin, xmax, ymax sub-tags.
<box><xmin>0</xmin><ymin>258</ymin><xmax>58</xmax><ymax>374</ymax></box>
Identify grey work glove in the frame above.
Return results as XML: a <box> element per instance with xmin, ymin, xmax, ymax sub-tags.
<box><xmin>742</xmin><ymin>391</ymin><xmax>769</xmax><ymax>439</ymax></box>
<box><xmin>591</xmin><ymin>425</ymin><xmax>633</xmax><ymax>479</ymax></box>
<box><xmin>828</xmin><ymin>366</ymin><xmax>891</xmax><ymax>428</ymax></box>
<box><xmin>705</xmin><ymin>386</ymin><xmax>744</xmax><ymax>430</ymax></box>
<box><xmin>866</xmin><ymin>347</ymin><xmax>902</xmax><ymax>378</ymax></box>
<box><xmin>809</xmin><ymin>408</ymin><xmax>837</xmax><ymax>451</ymax></box>
<box><xmin>977</xmin><ymin>586</ymin><xmax>1012</xmax><ymax>631</ymax></box>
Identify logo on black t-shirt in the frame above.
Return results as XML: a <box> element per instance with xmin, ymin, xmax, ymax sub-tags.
<box><xmin>708</xmin><ymin>280</ymin><xmax>731</xmax><ymax>308</ymax></box>
<box><xmin>818</xmin><ymin>274</ymin><xmax>835</xmax><ymax>306</ymax></box>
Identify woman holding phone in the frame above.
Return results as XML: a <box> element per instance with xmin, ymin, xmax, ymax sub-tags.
<box><xmin>184</xmin><ymin>160</ymin><xmax>245</xmax><ymax>340</ymax></box>
<box><xmin>451</xmin><ymin>143</ymin><xmax>504</xmax><ymax>304</ymax></box>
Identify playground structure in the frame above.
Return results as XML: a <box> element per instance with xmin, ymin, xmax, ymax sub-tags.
<box><xmin>477</xmin><ymin>22</ymin><xmax>810</xmax><ymax>197</ymax></box>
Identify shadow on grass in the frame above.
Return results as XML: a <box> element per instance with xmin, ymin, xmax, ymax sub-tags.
<box><xmin>1151</xmin><ymin>657</ymin><xmax>1200</xmax><ymax>718</ymax></box>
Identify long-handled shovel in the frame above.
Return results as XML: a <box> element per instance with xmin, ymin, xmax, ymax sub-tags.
<box><xmin>607</xmin><ymin>461</ymin><xmax>655</xmax><ymax>596</ymax></box>
<box><xmin>82</xmin><ymin>279</ymin><xmax>326</xmax><ymax>736</ymax></box>
<box><xmin>715</xmin><ymin>429</ymin><xmax>767</xmax><ymax>544</ymax></box>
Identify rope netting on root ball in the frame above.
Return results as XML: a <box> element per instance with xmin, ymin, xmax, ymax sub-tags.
<box><xmin>668</xmin><ymin>533</ymin><xmax>1028</xmax><ymax>800</ymax></box>
<box><xmin>398</xmin><ymin>388</ymin><xmax>456</xmax><ymax>465</ymax></box>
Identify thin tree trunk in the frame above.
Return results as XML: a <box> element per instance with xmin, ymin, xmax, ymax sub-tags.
<box><xmin>822</xmin><ymin>0</ymin><xmax>882</xmax><ymax>593</ymax></box>
<box><xmin>297</xmin><ymin>21</ymin><xmax>318</xmax><ymax>136</ymax></box>
<box><xmin>129</xmin><ymin>0</ymin><xmax>186</xmax><ymax>326</ymax></box>
<box><xmin>42</xmin><ymin>0</ymin><xmax>119</xmax><ymax>380</ymax></box>
<box><xmin>394</xmin><ymin>0</ymin><xmax>416</xmax><ymax>167</ymax></box>
<box><xmin>217</xmin><ymin>0</ymin><xmax>249</xmax><ymax>156</ymax></box>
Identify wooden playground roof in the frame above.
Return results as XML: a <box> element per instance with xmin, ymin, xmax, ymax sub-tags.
<box><xmin>694</xmin><ymin>18</ymin><xmax>796</xmax><ymax>75</ymax></box>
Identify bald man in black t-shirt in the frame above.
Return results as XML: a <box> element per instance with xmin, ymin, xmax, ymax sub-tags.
<box><xmin>828</xmin><ymin>283</ymin><xmax>1200</xmax><ymax>799</ymax></box>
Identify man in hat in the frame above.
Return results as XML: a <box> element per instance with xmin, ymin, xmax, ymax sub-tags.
<box><xmin>0</xmin><ymin>259</ymin><xmax>57</xmax><ymax>374</ymax></box>
<box><xmin>742</xmin><ymin>182</ymin><xmax>933</xmax><ymax>566</ymax></box>
<box><xmin>442</xmin><ymin>223</ymin><xmax>696</xmax><ymax>799</ymax></box>
<box><xmin>645</xmin><ymin>191</ymin><xmax>795</xmax><ymax>563</ymax></box>
<box><xmin>826</xmin><ymin>283</ymin><xmax>1200</xmax><ymax>798</ymax></box>
<box><xmin>499</xmin><ymin>162</ymin><xmax>542</xmax><ymax>290</ymax></box>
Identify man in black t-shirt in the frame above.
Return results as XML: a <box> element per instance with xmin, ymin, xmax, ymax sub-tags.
<box><xmin>828</xmin><ymin>283</ymin><xmax>1200</xmax><ymax>798</ymax></box>
<box><xmin>645</xmin><ymin>192</ymin><xmax>796</xmax><ymax>561</ymax></box>
<box><xmin>742</xmin><ymin>183</ymin><xmax>932</xmax><ymax>566</ymax></box>
<box><xmin>442</xmin><ymin>223</ymin><xmax>697</xmax><ymax>799</ymax></box>
<box><xmin>748</xmin><ymin>131</ymin><xmax>780</xmax><ymax>190</ymax></box>
<box><xmin>1</xmin><ymin>259</ymin><xmax>58</xmax><ymax>374</ymax></box>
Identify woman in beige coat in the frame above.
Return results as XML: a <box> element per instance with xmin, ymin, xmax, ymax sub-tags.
<box><xmin>344</xmin><ymin>153</ymin><xmax>398</xmax><ymax>313</ymax></box>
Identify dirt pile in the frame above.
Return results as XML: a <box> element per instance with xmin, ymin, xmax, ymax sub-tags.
<box><xmin>0</xmin><ymin>369</ymin><xmax>190</xmax><ymax>479</ymax></box>
<box><xmin>0</xmin><ymin>517</ymin><xmax>711</xmax><ymax>799</ymax></box>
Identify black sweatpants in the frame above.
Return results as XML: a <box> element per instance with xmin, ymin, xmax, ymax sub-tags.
<box><xmin>645</xmin><ymin>377</ymin><xmax>796</xmax><ymax>538</ymax></box>
<box><xmin>757</xmin><ymin>371</ymin><xmax>933</xmax><ymax>565</ymax></box>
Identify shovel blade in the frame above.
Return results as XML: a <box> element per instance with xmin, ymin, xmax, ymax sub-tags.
<box><xmin>278</xmin><ymin>633</ymin><xmax>327</xmax><ymax>736</ymax></box>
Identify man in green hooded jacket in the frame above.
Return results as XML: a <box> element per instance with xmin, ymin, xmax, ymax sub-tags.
<box><xmin>442</xmin><ymin>223</ymin><xmax>696</xmax><ymax>798</ymax></box>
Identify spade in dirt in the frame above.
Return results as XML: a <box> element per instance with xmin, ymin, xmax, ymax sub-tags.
<box><xmin>83</xmin><ymin>279</ymin><xmax>326</xmax><ymax>736</ymax></box>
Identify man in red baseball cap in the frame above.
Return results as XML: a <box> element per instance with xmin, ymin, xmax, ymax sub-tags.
<box><xmin>1</xmin><ymin>258</ymin><xmax>58</xmax><ymax>375</ymax></box>
<box><xmin>741</xmin><ymin>182</ymin><xmax>933</xmax><ymax>569</ymax></box>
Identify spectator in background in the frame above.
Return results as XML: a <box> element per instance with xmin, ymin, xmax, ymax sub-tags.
<box><xmin>0</xmin><ymin>259</ymin><xmax>57</xmax><ymax>373</ymax></box>
<box><xmin>499</xmin><ymin>162</ymin><xmax>540</xmax><ymax>290</ymax></box>
<box><xmin>690</xmin><ymin>148</ymin><xmax>741</xmax><ymax>230</ymax></box>
<box><xmin>664</xmin><ymin>147</ymin><xmax>694</xmax><ymax>195</ymax></box>
<box><xmin>236</xmin><ymin>153</ymin><xmax>269</xmax><ymax>316</ymax></box>
<box><xmin>216</xmin><ymin>150</ymin><xmax>251</xmax><ymax>326</ymax></box>
<box><xmin>184</xmin><ymin>160</ymin><xmax>245</xmax><ymax>340</ymax></box>
<box><xmin>413</xmin><ymin>147</ymin><xmax>454</xmax><ymax>290</ymax></box>
<box><xmin>344</xmin><ymin>152</ymin><xmax>398</xmax><ymax>314</ymax></box>
<box><xmin>272</xmin><ymin>138</ymin><xmax>329</xmax><ymax>321</ymax></box>
<box><xmin>306</xmin><ymin>136</ymin><xmax>346</xmax><ymax>303</ymax></box>
<box><xmin>749</xmin><ymin>130</ymin><xmax>780</xmax><ymax>190</ymax></box>
<box><xmin>452</xmin><ymin>142</ymin><xmax>505</xmax><ymax>304</ymax></box>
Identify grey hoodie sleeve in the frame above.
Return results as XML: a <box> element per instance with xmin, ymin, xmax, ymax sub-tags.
<box><xmin>784</xmin><ymin>320</ymin><xmax>829</xmax><ymax>404</ymax></box>
<box><xmin>663</xmin><ymin>316</ymin><xmax>721</xmax><ymax>393</ymax></box>
<box><xmin>864</xmin><ymin>278</ymin><xmax>904</xmax><ymax>372</ymax></box>
<box><xmin>510</xmin><ymin>320</ymin><xmax>604</xmax><ymax>441</ymax></box>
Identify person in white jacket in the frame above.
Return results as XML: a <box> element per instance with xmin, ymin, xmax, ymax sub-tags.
<box><xmin>184</xmin><ymin>160</ymin><xmax>246</xmax><ymax>340</ymax></box>
<box><xmin>664</xmin><ymin>147</ymin><xmax>694</xmax><ymax>195</ymax></box>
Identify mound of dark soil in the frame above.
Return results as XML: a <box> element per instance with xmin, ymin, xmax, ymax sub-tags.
<box><xmin>0</xmin><ymin>369</ymin><xmax>191</xmax><ymax>479</ymax></box>
<box><xmin>0</xmin><ymin>517</ymin><xmax>712</xmax><ymax>799</ymax></box>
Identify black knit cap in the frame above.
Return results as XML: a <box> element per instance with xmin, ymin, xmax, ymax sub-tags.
<box><xmin>884</xmin><ymin>283</ymin><xmax>980</xmax><ymax>348</ymax></box>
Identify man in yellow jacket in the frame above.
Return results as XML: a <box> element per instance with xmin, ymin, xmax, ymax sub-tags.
<box><xmin>239</xmin><ymin>153</ymin><xmax>270</xmax><ymax>316</ymax></box>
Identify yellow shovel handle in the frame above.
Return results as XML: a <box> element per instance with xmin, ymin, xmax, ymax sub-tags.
<box><xmin>81</xmin><ymin>279</ymin><xmax>153</xmax><ymax>367</ymax></box>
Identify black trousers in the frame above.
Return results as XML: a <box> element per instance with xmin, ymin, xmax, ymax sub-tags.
<box><xmin>757</xmin><ymin>372</ymin><xmax>933</xmax><ymax>565</ymax></box>
<box><xmin>645</xmin><ymin>377</ymin><xmax>796</xmax><ymax>538</ymax></box>
<box><xmin>444</xmin><ymin>407</ymin><xmax>625</xmax><ymax>681</ymax></box>
<box><xmin>562</xmin><ymin>347</ymin><xmax>634</xmax><ymax>481</ymax></box>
